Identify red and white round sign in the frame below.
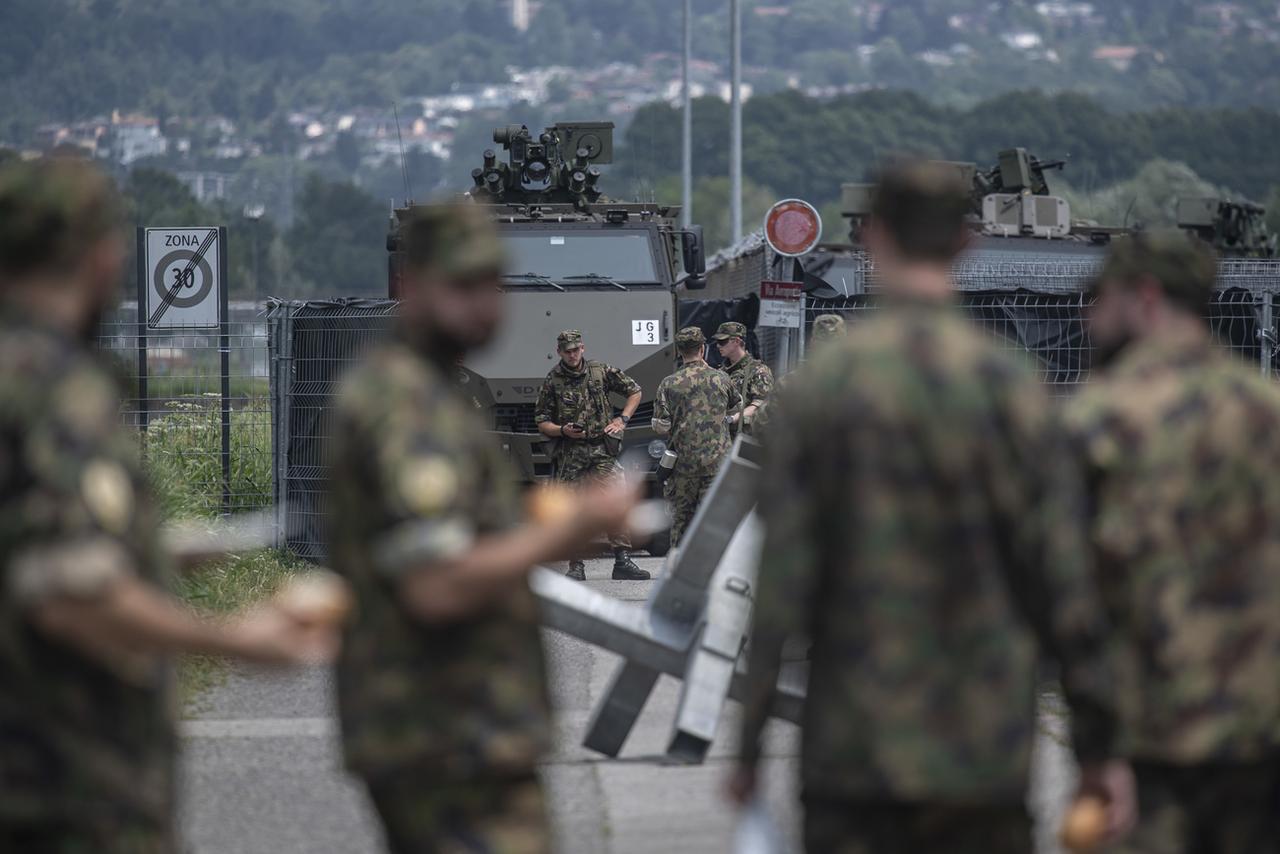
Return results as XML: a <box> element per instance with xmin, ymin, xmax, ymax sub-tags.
<box><xmin>763</xmin><ymin>198</ymin><xmax>823</xmax><ymax>257</ymax></box>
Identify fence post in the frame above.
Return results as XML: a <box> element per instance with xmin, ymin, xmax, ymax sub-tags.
<box><xmin>797</xmin><ymin>291</ymin><xmax>806</xmax><ymax>366</ymax></box>
<box><xmin>218</xmin><ymin>227</ymin><xmax>232</xmax><ymax>515</ymax></box>
<box><xmin>1261</xmin><ymin>293</ymin><xmax>1274</xmax><ymax>379</ymax></box>
<box><xmin>271</xmin><ymin>302</ymin><xmax>294</xmax><ymax>552</ymax></box>
<box><xmin>135</xmin><ymin>227</ymin><xmax>149</xmax><ymax>436</ymax></box>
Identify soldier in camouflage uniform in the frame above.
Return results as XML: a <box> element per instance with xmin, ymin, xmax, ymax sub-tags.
<box><xmin>810</xmin><ymin>312</ymin><xmax>845</xmax><ymax>346</ymax></box>
<box><xmin>0</xmin><ymin>159</ymin><xmax>330</xmax><ymax>852</ymax></box>
<box><xmin>714</xmin><ymin>320</ymin><xmax>774</xmax><ymax>437</ymax></box>
<box><xmin>534</xmin><ymin>330</ymin><xmax>648</xmax><ymax>581</ymax></box>
<box><xmin>652</xmin><ymin>327</ymin><xmax>739</xmax><ymax>546</ymax></box>
<box><xmin>327</xmin><ymin>204</ymin><xmax>634</xmax><ymax>854</ymax></box>
<box><xmin>1065</xmin><ymin>232</ymin><xmax>1280</xmax><ymax>854</ymax></box>
<box><xmin>730</xmin><ymin>162</ymin><xmax>1134</xmax><ymax>853</ymax></box>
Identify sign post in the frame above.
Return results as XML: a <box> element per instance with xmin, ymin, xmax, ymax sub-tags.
<box><xmin>763</xmin><ymin>199</ymin><xmax>822</xmax><ymax>371</ymax></box>
<box><xmin>135</xmin><ymin>229</ymin><xmax>149</xmax><ymax>434</ymax></box>
<box><xmin>139</xmin><ymin>226</ymin><xmax>230</xmax><ymax>512</ymax></box>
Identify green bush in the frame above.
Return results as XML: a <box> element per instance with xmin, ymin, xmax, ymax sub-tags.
<box><xmin>145</xmin><ymin>395</ymin><xmax>272</xmax><ymax>519</ymax></box>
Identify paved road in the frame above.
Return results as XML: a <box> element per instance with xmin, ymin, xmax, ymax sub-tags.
<box><xmin>179</xmin><ymin>555</ymin><xmax>1076</xmax><ymax>853</ymax></box>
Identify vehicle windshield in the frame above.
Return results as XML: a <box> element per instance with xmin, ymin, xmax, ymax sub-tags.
<box><xmin>502</xmin><ymin>231</ymin><xmax>659</xmax><ymax>283</ymax></box>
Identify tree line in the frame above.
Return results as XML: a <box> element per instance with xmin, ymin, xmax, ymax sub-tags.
<box><xmin>9</xmin><ymin>85</ymin><xmax>1274</xmax><ymax>298</ymax></box>
<box><xmin>2</xmin><ymin>0</ymin><xmax>1278</xmax><ymax>144</ymax></box>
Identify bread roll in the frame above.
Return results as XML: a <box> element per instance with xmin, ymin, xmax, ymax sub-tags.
<box><xmin>275</xmin><ymin>571</ymin><xmax>353</xmax><ymax>627</ymax></box>
<box><xmin>1060</xmin><ymin>795</ymin><xmax>1108</xmax><ymax>852</ymax></box>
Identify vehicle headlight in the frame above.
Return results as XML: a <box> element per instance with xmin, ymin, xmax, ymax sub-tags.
<box><xmin>647</xmin><ymin>440</ymin><xmax>668</xmax><ymax>460</ymax></box>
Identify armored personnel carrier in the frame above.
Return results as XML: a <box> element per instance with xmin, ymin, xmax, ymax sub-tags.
<box><xmin>841</xmin><ymin>148</ymin><xmax>1277</xmax><ymax>255</ymax></box>
<box><xmin>387</xmin><ymin>122</ymin><xmax>707</xmax><ymax>555</ymax></box>
<box><xmin>1176</xmin><ymin>197</ymin><xmax>1277</xmax><ymax>258</ymax></box>
<box><xmin>840</xmin><ymin>147</ymin><xmax>1125</xmax><ymax>245</ymax></box>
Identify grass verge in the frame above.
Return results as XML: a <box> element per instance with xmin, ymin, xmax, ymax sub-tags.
<box><xmin>139</xmin><ymin>392</ymin><xmax>301</xmax><ymax>707</ymax></box>
<box><xmin>173</xmin><ymin>549</ymin><xmax>308</xmax><ymax>708</ymax></box>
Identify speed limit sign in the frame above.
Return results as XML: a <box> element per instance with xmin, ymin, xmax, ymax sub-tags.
<box><xmin>143</xmin><ymin>227</ymin><xmax>224</xmax><ymax>329</ymax></box>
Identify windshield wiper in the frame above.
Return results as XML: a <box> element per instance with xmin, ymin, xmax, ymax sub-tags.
<box><xmin>562</xmin><ymin>273</ymin><xmax>627</xmax><ymax>291</ymax></box>
<box><xmin>505</xmin><ymin>272</ymin><xmax>565</xmax><ymax>291</ymax></box>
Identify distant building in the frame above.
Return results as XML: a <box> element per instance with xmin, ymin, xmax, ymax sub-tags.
<box><xmin>511</xmin><ymin>0</ymin><xmax>530</xmax><ymax>31</ymax></box>
<box><xmin>177</xmin><ymin>171</ymin><xmax>235</xmax><ymax>203</ymax></box>
<box><xmin>110</xmin><ymin>111</ymin><xmax>168</xmax><ymax>165</ymax></box>
<box><xmin>1034</xmin><ymin>2</ymin><xmax>1096</xmax><ymax>19</ymax></box>
<box><xmin>35</xmin><ymin>118</ymin><xmax>109</xmax><ymax>158</ymax></box>
<box><xmin>1001</xmin><ymin>31</ymin><xmax>1044</xmax><ymax>51</ymax></box>
<box><xmin>919</xmin><ymin>50</ymin><xmax>956</xmax><ymax>67</ymax></box>
<box><xmin>1093</xmin><ymin>45</ymin><xmax>1140</xmax><ymax>71</ymax></box>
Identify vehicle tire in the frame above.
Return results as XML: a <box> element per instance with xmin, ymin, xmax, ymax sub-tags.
<box><xmin>646</xmin><ymin>528</ymin><xmax>672</xmax><ymax>557</ymax></box>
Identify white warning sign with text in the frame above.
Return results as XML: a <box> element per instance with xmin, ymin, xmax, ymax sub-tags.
<box><xmin>758</xmin><ymin>280</ymin><xmax>803</xmax><ymax>329</ymax></box>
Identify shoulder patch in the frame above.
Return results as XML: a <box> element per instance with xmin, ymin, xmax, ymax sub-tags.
<box><xmin>82</xmin><ymin>459</ymin><xmax>134</xmax><ymax>535</ymax></box>
<box><xmin>399</xmin><ymin>456</ymin><xmax>460</xmax><ymax>516</ymax></box>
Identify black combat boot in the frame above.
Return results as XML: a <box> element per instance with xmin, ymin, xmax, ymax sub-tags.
<box><xmin>611</xmin><ymin>548</ymin><xmax>650</xmax><ymax>581</ymax></box>
<box><xmin>566</xmin><ymin>560</ymin><xmax>586</xmax><ymax>581</ymax></box>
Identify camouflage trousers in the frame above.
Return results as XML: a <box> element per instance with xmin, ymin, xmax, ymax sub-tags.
<box><xmin>1106</xmin><ymin>758</ymin><xmax>1280</xmax><ymax>854</ymax></box>
<box><xmin>0</xmin><ymin>815</ymin><xmax>174</xmax><ymax>854</ymax></box>
<box><xmin>366</xmin><ymin>774</ymin><xmax>550</xmax><ymax>854</ymax></box>
<box><xmin>555</xmin><ymin>451</ymin><xmax>630</xmax><ymax>549</ymax></box>
<box><xmin>665</xmin><ymin>471</ymin><xmax>716</xmax><ymax>546</ymax></box>
<box><xmin>802</xmin><ymin>797</ymin><xmax>1032</xmax><ymax>854</ymax></box>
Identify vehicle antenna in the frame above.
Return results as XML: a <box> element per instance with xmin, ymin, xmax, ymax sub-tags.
<box><xmin>393</xmin><ymin>104</ymin><xmax>414</xmax><ymax>205</ymax></box>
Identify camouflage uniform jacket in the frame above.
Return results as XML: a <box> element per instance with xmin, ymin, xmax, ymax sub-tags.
<box><xmin>1065</xmin><ymin>329</ymin><xmax>1280</xmax><ymax>763</ymax></box>
<box><xmin>721</xmin><ymin>354</ymin><xmax>774</xmax><ymax>435</ymax></box>
<box><xmin>0</xmin><ymin>312</ymin><xmax>174</xmax><ymax>826</ymax></box>
<box><xmin>328</xmin><ymin>339</ymin><xmax>551</xmax><ymax>782</ymax></box>
<box><xmin>533</xmin><ymin>359</ymin><xmax>640</xmax><ymax>476</ymax></box>
<box><xmin>739</xmin><ymin>303</ymin><xmax>1117</xmax><ymax>801</ymax></box>
<box><xmin>652</xmin><ymin>362</ymin><xmax>740</xmax><ymax>476</ymax></box>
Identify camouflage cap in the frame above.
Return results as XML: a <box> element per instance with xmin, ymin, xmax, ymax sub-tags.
<box><xmin>557</xmin><ymin>329</ymin><xmax>583</xmax><ymax>350</ymax></box>
<box><xmin>402</xmin><ymin>202</ymin><xmax>506</xmax><ymax>279</ymax></box>
<box><xmin>713</xmin><ymin>321</ymin><xmax>747</xmax><ymax>341</ymax></box>
<box><xmin>676</xmin><ymin>326</ymin><xmax>705</xmax><ymax>348</ymax></box>
<box><xmin>1096</xmin><ymin>230</ymin><xmax>1218</xmax><ymax>310</ymax></box>
<box><xmin>811</xmin><ymin>313</ymin><xmax>846</xmax><ymax>344</ymax></box>
<box><xmin>0</xmin><ymin>157</ymin><xmax>122</xmax><ymax>280</ymax></box>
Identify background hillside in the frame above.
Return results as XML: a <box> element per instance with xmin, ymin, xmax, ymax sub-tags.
<box><xmin>3</xmin><ymin>0</ymin><xmax>1278</xmax><ymax>141</ymax></box>
<box><xmin>2</xmin><ymin>0</ymin><xmax>1277</xmax><ymax>294</ymax></box>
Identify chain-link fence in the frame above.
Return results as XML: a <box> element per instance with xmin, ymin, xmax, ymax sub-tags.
<box><xmin>803</xmin><ymin>252</ymin><xmax>1280</xmax><ymax>396</ymax></box>
<box><xmin>97</xmin><ymin>250</ymin><xmax>1280</xmax><ymax>562</ymax></box>
<box><xmin>268</xmin><ymin>299</ymin><xmax>398</xmax><ymax>560</ymax></box>
<box><xmin>96</xmin><ymin>301</ymin><xmax>273</xmax><ymax>522</ymax></box>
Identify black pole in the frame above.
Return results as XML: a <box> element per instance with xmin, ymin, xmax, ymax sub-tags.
<box><xmin>135</xmin><ymin>227</ymin><xmax>149</xmax><ymax>435</ymax></box>
<box><xmin>218</xmin><ymin>226</ymin><xmax>232</xmax><ymax>515</ymax></box>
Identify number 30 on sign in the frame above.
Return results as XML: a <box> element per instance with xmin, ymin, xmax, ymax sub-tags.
<box><xmin>631</xmin><ymin>319</ymin><xmax>659</xmax><ymax>345</ymax></box>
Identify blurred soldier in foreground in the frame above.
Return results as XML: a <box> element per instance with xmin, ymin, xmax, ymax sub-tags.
<box><xmin>1065</xmin><ymin>232</ymin><xmax>1280</xmax><ymax>854</ymax></box>
<box><xmin>327</xmin><ymin>205</ymin><xmax>634</xmax><ymax>854</ymax></box>
<box><xmin>752</xmin><ymin>314</ymin><xmax>845</xmax><ymax>438</ymax></box>
<box><xmin>535</xmin><ymin>329</ymin><xmax>648</xmax><ymax>581</ymax></box>
<box><xmin>730</xmin><ymin>162</ymin><xmax>1134</xmax><ymax>852</ymax></box>
<box><xmin>714</xmin><ymin>321</ymin><xmax>773</xmax><ymax>437</ymax></box>
<box><xmin>0</xmin><ymin>159</ymin><xmax>333</xmax><ymax>852</ymax></box>
<box><xmin>652</xmin><ymin>326</ymin><xmax>739</xmax><ymax>546</ymax></box>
